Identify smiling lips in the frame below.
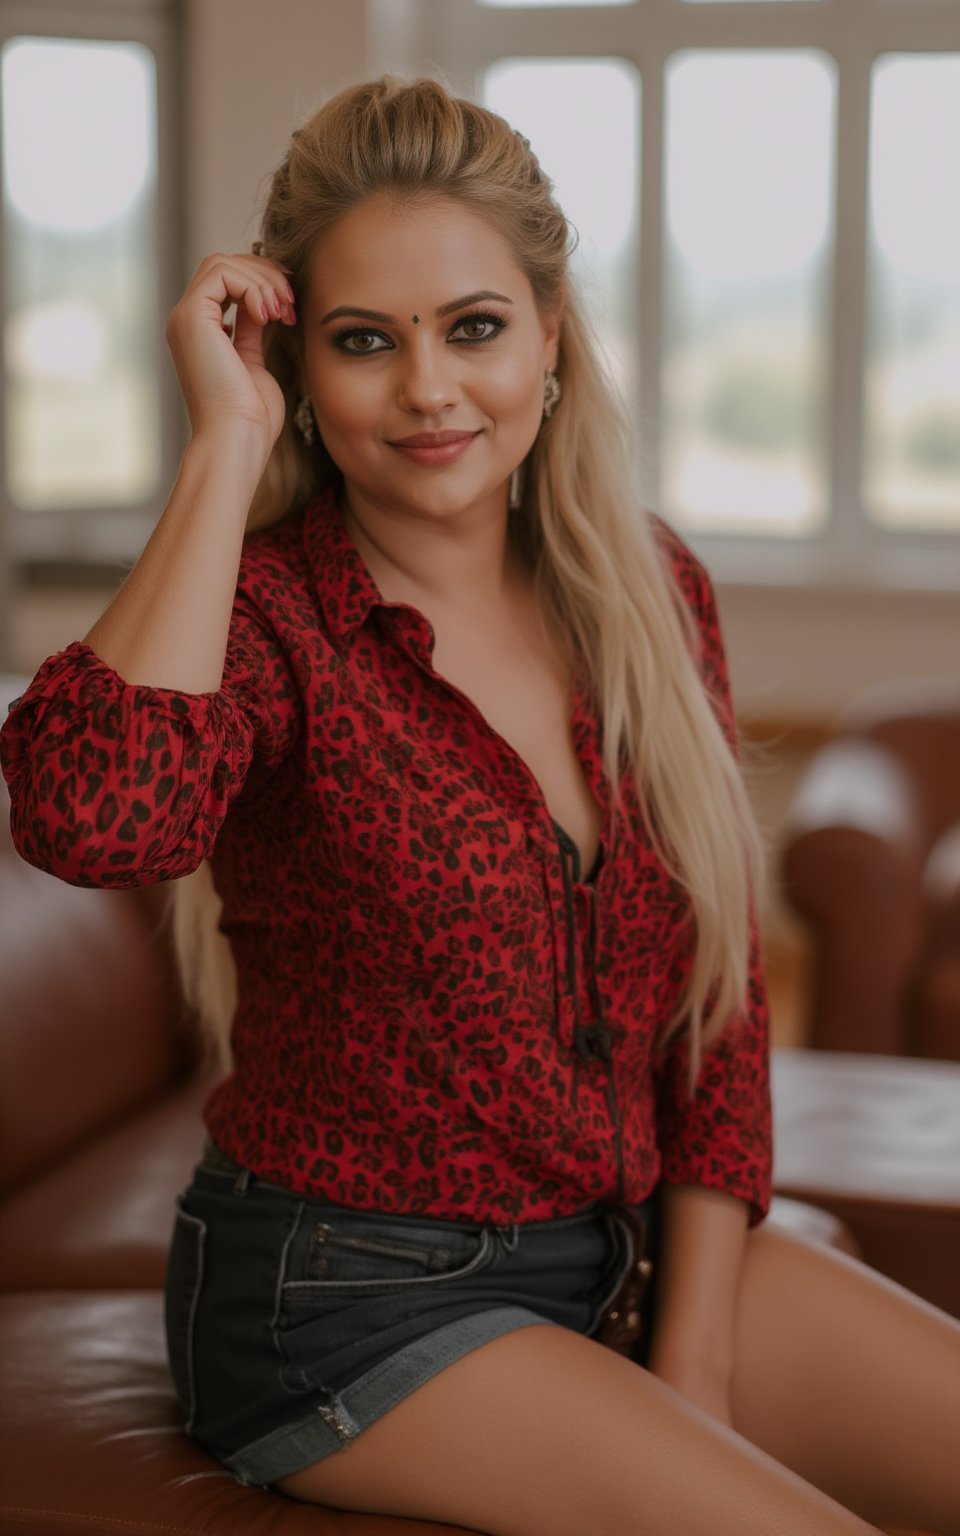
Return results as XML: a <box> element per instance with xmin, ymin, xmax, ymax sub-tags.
<box><xmin>387</xmin><ymin>429</ymin><xmax>482</xmax><ymax>465</ymax></box>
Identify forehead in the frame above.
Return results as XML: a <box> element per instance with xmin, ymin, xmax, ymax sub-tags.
<box><xmin>304</xmin><ymin>195</ymin><xmax>534</xmax><ymax>309</ymax></box>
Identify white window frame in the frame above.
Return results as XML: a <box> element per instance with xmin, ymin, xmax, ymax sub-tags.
<box><xmin>369</xmin><ymin>0</ymin><xmax>960</xmax><ymax>593</ymax></box>
<box><xmin>0</xmin><ymin>0</ymin><xmax>183</xmax><ymax>579</ymax></box>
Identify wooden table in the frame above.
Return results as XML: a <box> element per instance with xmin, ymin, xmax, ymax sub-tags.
<box><xmin>771</xmin><ymin>1049</ymin><xmax>960</xmax><ymax>1317</ymax></box>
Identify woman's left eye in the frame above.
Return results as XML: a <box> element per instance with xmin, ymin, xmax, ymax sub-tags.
<box><xmin>450</xmin><ymin>313</ymin><xmax>507</xmax><ymax>344</ymax></box>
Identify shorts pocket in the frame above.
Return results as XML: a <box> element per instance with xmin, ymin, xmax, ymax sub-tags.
<box><xmin>280</xmin><ymin>1209</ymin><xmax>496</xmax><ymax>1300</ymax></box>
<box><xmin>163</xmin><ymin>1198</ymin><xmax>207</xmax><ymax>1433</ymax></box>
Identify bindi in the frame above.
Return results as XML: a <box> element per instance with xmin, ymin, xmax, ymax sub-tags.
<box><xmin>411</xmin><ymin>315</ymin><xmax>420</xmax><ymax>324</ymax></box>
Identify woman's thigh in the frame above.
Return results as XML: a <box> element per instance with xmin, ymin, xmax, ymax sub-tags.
<box><xmin>730</xmin><ymin>1224</ymin><xmax>960</xmax><ymax>1535</ymax></box>
<box><xmin>275</xmin><ymin>1321</ymin><xmax>881</xmax><ymax>1536</ymax></box>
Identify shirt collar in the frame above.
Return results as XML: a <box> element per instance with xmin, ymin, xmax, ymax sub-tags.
<box><xmin>301</xmin><ymin>486</ymin><xmax>614</xmax><ymax>817</ymax></box>
<box><xmin>302</xmin><ymin>487</ymin><xmax>383</xmax><ymax>645</ymax></box>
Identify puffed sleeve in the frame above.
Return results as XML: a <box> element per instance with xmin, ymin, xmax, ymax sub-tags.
<box><xmin>0</xmin><ymin>585</ymin><xmax>301</xmax><ymax>888</ymax></box>
<box><xmin>650</xmin><ymin>533</ymin><xmax>773</xmax><ymax>1228</ymax></box>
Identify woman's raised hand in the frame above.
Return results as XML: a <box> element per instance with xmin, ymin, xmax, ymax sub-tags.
<box><xmin>165</xmin><ymin>253</ymin><xmax>298</xmax><ymax>455</ymax></box>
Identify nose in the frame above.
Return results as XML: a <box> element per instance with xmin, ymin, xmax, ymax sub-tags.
<box><xmin>396</xmin><ymin>339</ymin><xmax>460</xmax><ymax>416</ymax></box>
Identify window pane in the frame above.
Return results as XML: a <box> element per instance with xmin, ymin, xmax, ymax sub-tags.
<box><xmin>662</xmin><ymin>51</ymin><xmax>835</xmax><ymax>536</ymax></box>
<box><xmin>478</xmin><ymin>1</ymin><xmax>633</xmax><ymax>8</ymax></box>
<box><xmin>482</xmin><ymin>58</ymin><xmax>640</xmax><ymax>398</ymax></box>
<box><xmin>862</xmin><ymin>55</ymin><xmax>960</xmax><ymax>533</ymax></box>
<box><xmin>2</xmin><ymin>36</ymin><xmax>161</xmax><ymax>512</ymax></box>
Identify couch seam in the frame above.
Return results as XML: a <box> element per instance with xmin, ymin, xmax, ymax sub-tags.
<box><xmin>0</xmin><ymin>1506</ymin><xmax>209</xmax><ymax>1535</ymax></box>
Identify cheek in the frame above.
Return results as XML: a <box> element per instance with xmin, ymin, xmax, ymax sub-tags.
<box><xmin>310</xmin><ymin>370</ymin><xmax>380</xmax><ymax>436</ymax></box>
<box><xmin>478</xmin><ymin>356</ymin><xmax>545</xmax><ymax>425</ymax></box>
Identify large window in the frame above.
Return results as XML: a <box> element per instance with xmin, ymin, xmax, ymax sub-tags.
<box><xmin>389</xmin><ymin>0</ymin><xmax>960</xmax><ymax>587</ymax></box>
<box><xmin>862</xmin><ymin>54</ymin><xmax>960</xmax><ymax>535</ymax></box>
<box><xmin>0</xmin><ymin>2</ymin><xmax>181</xmax><ymax>571</ymax></box>
<box><xmin>484</xmin><ymin>57</ymin><xmax>641</xmax><ymax>400</ymax></box>
<box><xmin>662</xmin><ymin>49</ymin><xmax>835</xmax><ymax>538</ymax></box>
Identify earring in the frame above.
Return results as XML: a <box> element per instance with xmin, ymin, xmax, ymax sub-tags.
<box><xmin>543</xmin><ymin>368</ymin><xmax>561</xmax><ymax>420</ymax></box>
<box><xmin>509</xmin><ymin>462</ymin><xmax>526</xmax><ymax>511</ymax></box>
<box><xmin>294</xmin><ymin>395</ymin><xmax>317</xmax><ymax>445</ymax></box>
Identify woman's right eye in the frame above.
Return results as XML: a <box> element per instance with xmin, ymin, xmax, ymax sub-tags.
<box><xmin>332</xmin><ymin>329</ymin><xmax>391</xmax><ymax>356</ymax></box>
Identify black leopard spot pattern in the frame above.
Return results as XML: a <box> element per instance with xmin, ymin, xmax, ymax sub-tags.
<box><xmin>0</xmin><ymin>490</ymin><xmax>772</xmax><ymax>1227</ymax></box>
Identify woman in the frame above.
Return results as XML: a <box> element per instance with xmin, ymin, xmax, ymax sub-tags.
<box><xmin>1</xmin><ymin>76</ymin><xmax>957</xmax><ymax>1536</ymax></box>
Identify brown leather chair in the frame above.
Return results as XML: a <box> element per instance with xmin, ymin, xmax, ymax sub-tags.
<box><xmin>781</xmin><ymin>681</ymin><xmax>960</xmax><ymax>1060</ymax></box>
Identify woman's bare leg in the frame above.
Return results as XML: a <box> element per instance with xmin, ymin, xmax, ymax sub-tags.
<box><xmin>729</xmin><ymin>1223</ymin><xmax>960</xmax><ymax>1536</ymax></box>
<box><xmin>275</xmin><ymin>1320</ymin><xmax>882</xmax><ymax>1535</ymax></box>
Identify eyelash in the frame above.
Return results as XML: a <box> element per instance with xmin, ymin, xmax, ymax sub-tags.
<box><xmin>331</xmin><ymin>310</ymin><xmax>509</xmax><ymax>356</ymax></box>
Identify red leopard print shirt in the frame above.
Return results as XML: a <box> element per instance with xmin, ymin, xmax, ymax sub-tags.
<box><xmin>0</xmin><ymin>490</ymin><xmax>772</xmax><ymax>1227</ymax></box>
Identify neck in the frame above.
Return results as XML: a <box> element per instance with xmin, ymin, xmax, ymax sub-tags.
<box><xmin>341</xmin><ymin>488</ymin><xmax>525</xmax><ymax>616</ymax></box>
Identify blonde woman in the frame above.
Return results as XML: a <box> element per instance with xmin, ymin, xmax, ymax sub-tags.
<box><xmin>1</xmin><ymin>77</ymin><xmax>957</xmax><ymax>1536</ymax></box>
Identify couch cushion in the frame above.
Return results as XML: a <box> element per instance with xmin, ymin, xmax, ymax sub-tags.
<box><xmin>0</xmin><ymin>1075</ymin><xmax>213</xmax><ymax>1290</ymax></box>
<box><xmin>0</xmin><ymin>766</ymin><xmax>190</xmax><ymax>1192</ymax></box>
<box><xmin>0</xmin><ymin>1289</ymin><xmax>462</xmax><ymax>1536</ymax></box>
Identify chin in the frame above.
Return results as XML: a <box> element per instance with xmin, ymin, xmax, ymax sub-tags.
<box><xmin>369</xmin><ymin>477</ymin><xmax>505</xmax><ymax>521</ymax></box>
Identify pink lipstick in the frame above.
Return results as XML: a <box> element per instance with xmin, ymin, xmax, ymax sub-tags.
<box><xmin>387</xmin><ymin>430</ymin><xmax>481</xmax><ymax>466</ymax></box>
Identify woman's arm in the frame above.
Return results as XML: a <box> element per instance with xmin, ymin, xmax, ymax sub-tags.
<box><xmin>83</xmin><ymin>431</ymin><xmax>266</xmax><ymax>693</ymax></box>
<box><xmin>0</xmin><ymin>255</ymin><xmax>301</xmax><ymax>887</ymax></box>
<box><xmin>84</xmin><ymin>251</ymin><xmax>291</xmax><ymax>691</ymax></box>
<box><xmin>648</xmin><ymin>527</ymin><xmax>774</xmax><ymax>1234</ymax></box>
<box><xmin>646</xmin><ymin>1182</ymin><xmax>749</xmax><ymax>1410</ymax></box>
<box><xmin>643</xmin><ymin>530</ymin><xmax>772</xmax><ymax>1425</ymax></box>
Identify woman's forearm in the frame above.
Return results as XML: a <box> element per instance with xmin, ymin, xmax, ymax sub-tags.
<box><xmin>81</xmin><ymin>252</ymin><xmax>292</xmax><ymax>694</ymax></box>
<box><xmin>646</xmin><ymin>1183</ymin><xmax>749</xmax><ymax>1392</ymax></box>
<box><xmin>83</xmin><ymin>432</ymin><xmax>268</xmax><ymax>693</ymax></box>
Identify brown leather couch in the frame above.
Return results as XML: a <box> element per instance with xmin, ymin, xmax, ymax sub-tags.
<box><xmin>0</xmin><ymin>670</ymin><xmax>859</xmax><ymax>1536</ymax></box>
<box><xmin>782</xmin><ymin>681</ymin><xmax>960</xmax><ymax>1060</ymax></box>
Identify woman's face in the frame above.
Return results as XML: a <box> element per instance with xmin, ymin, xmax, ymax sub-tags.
<box><xmin>299</xmin><ymin>194</ymin><xmax>561</xmax><ymax>527</ymax></box>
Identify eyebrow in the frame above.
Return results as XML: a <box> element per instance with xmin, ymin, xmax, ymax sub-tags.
<box><xmin>319</xmin><ymin>290</ymin><xmax>515</xmax><ymax>326</ymax></box>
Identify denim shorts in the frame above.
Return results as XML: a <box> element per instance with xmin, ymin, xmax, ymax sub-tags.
<box><xmin>163</xmin><ymin>1138</ymin><xmax>662</xmax><ymax>1489</ymax></box>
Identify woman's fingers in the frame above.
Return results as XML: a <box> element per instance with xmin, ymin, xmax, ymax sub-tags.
<box><xmin>187</xmin><ymin>252</ymin><xmax>292</xmax><ymax>326</ymax></box>
<box><xmin>199</xmin><ymin>255</ymin><xmax>292</xmax><ymax>328</ymax></box>
<box><xmin>188</xmin><ymin>253</ymin><xmax>297</xmax><ymax>339</ymax></box>
<box><xmin>227</xmin><ymin>287</ymin><xmax>297</xmax><ymax>370</ymax></box>
<box><xmin>165</xmin><ymin>251</ymin><xmax>297</xmax><ymax>447</ymax></box>
<box><xmin>231</xmin><ymin>300</ymin><xmax>274</xmax><ymax>371</ymax></box>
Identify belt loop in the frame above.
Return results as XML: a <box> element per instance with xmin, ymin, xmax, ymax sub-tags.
<box><xmin>233</xmin><ymin>1168</ymin><xmax>252</xmax><ymax>1196</ymax></box>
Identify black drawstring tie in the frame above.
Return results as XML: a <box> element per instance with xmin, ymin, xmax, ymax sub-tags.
<box><xmin>573</xmin><ymin>1023</ymin><xmax>614</xmax><ymax>1062</ymax></box>
<box><xmin>552</xmin><ymin>819</ymin><xmax>587</xmax><ymax>1104</ymax></box>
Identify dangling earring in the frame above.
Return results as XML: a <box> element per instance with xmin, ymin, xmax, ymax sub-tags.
<box><xmin>509</xmin><ymin>462</ymin><xmax>526</xmax><ymax>511</ymax></box>
<box><xmin>543</xmin><ymin>368</ymin><xmax>561</xmax><ymax>420</ymax></box>
<box><xmin>294</xmin><ymin>395</ymin><xmax>317</xmax><ymax>445</ymax></box>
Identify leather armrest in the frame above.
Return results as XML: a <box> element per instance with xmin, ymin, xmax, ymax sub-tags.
<box><xmin>781</xmin><ymin>741</ymin><xmax>926</xmax><ymax>1054</ymax></box>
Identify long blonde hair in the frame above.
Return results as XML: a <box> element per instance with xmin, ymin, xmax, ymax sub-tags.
<box><xmin>170</xmin><ymin>75</ymin><xmax>765</xmax><ymax>1091</ymax></box>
